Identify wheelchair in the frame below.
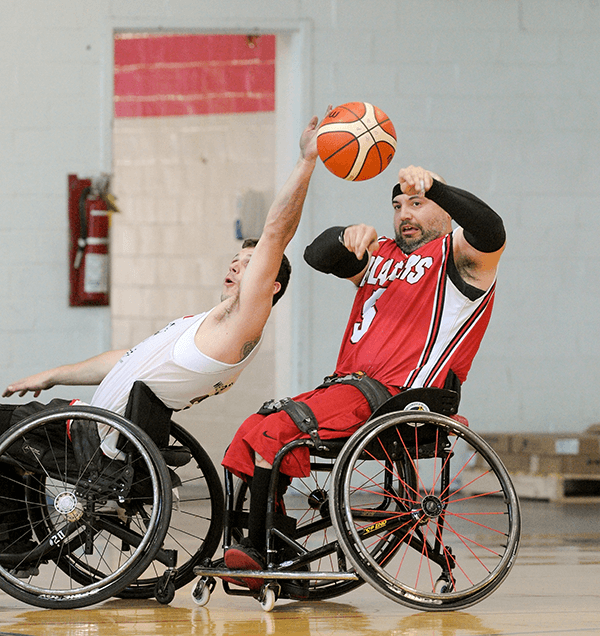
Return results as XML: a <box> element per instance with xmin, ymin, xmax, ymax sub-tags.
<box><xmin>192</xmin><ymin>387</ymin><xmax>521</xmax><ymax>612</ymax></box>
<box><xmin>0</xmin><ymin>382</ymin><xmax>223</xmax><ymax>609</ymax></box>
<box><xmin>0</xmin><ymin>382</ymin><xmax>520</xmax><ymax>613</ymax></box>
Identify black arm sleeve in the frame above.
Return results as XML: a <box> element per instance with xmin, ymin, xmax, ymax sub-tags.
<box><xmin>303</xmin><ymin>226</ymin><xmax>369</xmax><ymax>278</ymax></box>
<box><xmin>426</xmin><ymin>179</ymin><xmax>506</xmax><ymax>253</ymax></box>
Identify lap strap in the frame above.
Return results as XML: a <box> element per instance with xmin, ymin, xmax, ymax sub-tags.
<box><xmin>316</xmin><ymin>371</ymin><xmax>392</xmax><ymax>413</ymax></box>
<box><xmin>257</xmin><ymin>372</ymin><xmax>391</xmax><ymax>451</ymax></box>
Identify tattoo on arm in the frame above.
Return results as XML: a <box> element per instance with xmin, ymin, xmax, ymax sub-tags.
<box><xmin>240</xmin><ymin>337</ymin><xmax>260</xmax><ymax>360</ymax></box>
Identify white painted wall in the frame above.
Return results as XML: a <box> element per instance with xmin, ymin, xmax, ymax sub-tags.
<box><xmin>1</xmin><ymin>0</ymin><xmax>600</xmax><ymax>443</ymax></box>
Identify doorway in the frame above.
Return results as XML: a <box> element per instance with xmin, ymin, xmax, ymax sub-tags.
<box><xmin>111</xmin><ymin>33</ymin><xmax>278</xmax><ymax>461</ymax></box>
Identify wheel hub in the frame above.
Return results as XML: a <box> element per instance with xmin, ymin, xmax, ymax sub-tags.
<box><xmin>420</xmin><ymin>495</ymin><xmax>444</xmax><ymax>519</ymax></box>
<box><xmin>308</xmin><ymin>488</ymin><xmax>327</xmax><ymax>510</ymax></box>
<box><xmin>54</xmin><ymin>491</ymin><xmax>84</xmax><ymax>522</ymax></box>
<box><xmin>308</xmin><ymin>488</ymin><xmax>330</xmax><ymax>518</ymax></box>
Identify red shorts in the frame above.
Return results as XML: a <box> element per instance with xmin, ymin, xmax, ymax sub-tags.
<box><xmin>221</xmin><ymin>384</ymin><xmax>373</xmax><ymax>479</ymax></box>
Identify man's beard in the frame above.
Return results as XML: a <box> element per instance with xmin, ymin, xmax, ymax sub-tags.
<box><xmin>394</xmin><ymin>226</ymin><xmax>430</xmax><ymax>254</ymax></box>
<box><xmin>394</xmin><ymin>223</ymin><xmax>446</xmax><ymax>254</ymax></box>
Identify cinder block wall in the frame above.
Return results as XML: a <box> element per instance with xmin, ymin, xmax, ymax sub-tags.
<box><xmin>111</xmin><ymin>112</ymin><xmax>278</xmax><ymax>461</ymax></box>
<box><xmin>1</xmin><ymin>1</ymin><xmax>600</xmax><ymax>462</ymax></box>
<box><xmin>111</xmin><ymin>113</ymin><xmax>276</xmax><ymax>351</ymax></box>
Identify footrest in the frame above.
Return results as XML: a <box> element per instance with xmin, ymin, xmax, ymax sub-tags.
<box><xmin>193</xmin><ymin>566</ymin><xmax>359</xmax><ymax>582</ymax></box>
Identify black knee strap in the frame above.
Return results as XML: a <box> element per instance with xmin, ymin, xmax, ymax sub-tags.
<box><xmin>258</xmin><ymin>397</ymin><xmax>324</xmax><ymax>449</ymax></box>
<box><xmin>317</xmin><ymin>371</ymin><xmax>392</xmax><ymax>414</ymax></box>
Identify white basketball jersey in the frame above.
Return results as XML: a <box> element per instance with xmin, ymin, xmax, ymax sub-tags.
<box><xmin>91</xmin><ymin>310</ymin><xmax>261</xmax><ymax>458</ymax></box>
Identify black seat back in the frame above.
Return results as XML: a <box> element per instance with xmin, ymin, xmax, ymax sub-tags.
<box><xmin>122</xmin><ymin>381</ymin><xmax>173</xmax><ymax>449</ymax></box>
<box><xmin>309</xmin><ymin>387</ymin><xmax>459</xmax><ymax>460</ymax></box>
<box><xmin>369</xmin><ymin>387</ymin><xmax>459</xmax><ymax>422</ymax></box>
<box><xmin>364</xmin><ymin>388</ymin><xmax>459</xmax><ymax>460</ymax></box>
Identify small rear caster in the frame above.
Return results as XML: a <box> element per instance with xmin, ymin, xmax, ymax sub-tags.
<box><xmin>154</xmin><ymin>568</ymin><xmax>177</xmax><ymax>604</ymax></box>
<box><xmin>155</xmin><ymin>580</ymin><xmax>176</xmax><ymax>604</ymax></box>
<box><xmin>434</xmin><ymin>575</ymin><xmax>454</xmax><ymax>594</ymax></box>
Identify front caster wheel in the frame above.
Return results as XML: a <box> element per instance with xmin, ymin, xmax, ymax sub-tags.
<box><xmin>259</xmin><ymin>584</ymin><xmax>279</xmax><ymax>612</ymax></box>
<box><xmin>192</xmin><ymin>579</ymin><xmax>211</xmax><ymax>607</ymax></box>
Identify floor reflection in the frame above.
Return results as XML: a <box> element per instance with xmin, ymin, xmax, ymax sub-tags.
<box><xmin>0</xmin><ymin>598</ymin><xmax>507</xmax><ymax>636</ymax></box>
<box><xmin>0</xmin><ymin>500</ymin><xmax>598</xmax><ymax>636</ymax></box>
<box><xmin>395</xmin><ymin>611</ymin><xmax>502</xmax><ymax>636</ymax></box>
<box><xmin>2</xmin><ymin>601</ymin><xmax>200</xmax><ymax>636</ymax></box>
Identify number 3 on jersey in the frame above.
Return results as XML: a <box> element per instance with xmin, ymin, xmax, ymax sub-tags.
<box><xmin>351</xmin><ymin>288</ymin><xmax>387</xmax><ymax>343</ymax></box>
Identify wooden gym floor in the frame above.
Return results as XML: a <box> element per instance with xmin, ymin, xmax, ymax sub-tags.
<box><xmin>0</xmin><ymin>499</ymin><xmax>598</xmax><ymax>636</ymax></box>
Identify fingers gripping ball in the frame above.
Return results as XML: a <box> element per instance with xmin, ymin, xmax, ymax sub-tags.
<box><xmin>317</xmin><ymin>102</ymin><xmax>397</xmax><ymax>181</ymax></box>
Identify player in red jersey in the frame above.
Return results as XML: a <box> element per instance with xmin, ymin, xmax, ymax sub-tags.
<box><xmin>222</xmin><ymin>166</ymin><xmax>506</xmax><ymax>584</ymax></box>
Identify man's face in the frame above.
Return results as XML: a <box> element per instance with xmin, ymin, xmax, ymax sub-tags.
<box><xmin>221</xmin><ymin>246</ymin><xmax>255</xmax><ymax>302</ymax></box>
<box><xmin>393</xmin><ymin>194</ymin><xmax>452</xmax><ymax>254</ymax></box>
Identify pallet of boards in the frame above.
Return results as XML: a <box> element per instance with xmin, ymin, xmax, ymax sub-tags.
<box><xmin>463</xmin><ymin>426</ymin><xmax>600</xmax><ymax>502</ymax></box>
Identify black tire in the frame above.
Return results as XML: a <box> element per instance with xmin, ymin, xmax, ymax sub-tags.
<box><xmin>331</xmin><ymin>411</ymin><xmax>521</xmax><ymax>611</ymax></box>
<box><xmin>0</xmin><ymin>406</ymin><xmax>172</xmax><ymax>609</ymax></box>
<box><xmin>118</xmin><ymin>422</ymin><xmax>223</xmax><ymax>598</ymax></box>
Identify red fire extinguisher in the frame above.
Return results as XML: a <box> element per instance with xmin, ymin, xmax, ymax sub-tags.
<box><xmin>68</xmin><ymin>174</ymin><xmax>111</xmax><ymax>306</ymax></box>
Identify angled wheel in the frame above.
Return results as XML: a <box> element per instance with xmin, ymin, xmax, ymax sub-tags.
<box><xmin>0</xmin><ymin>406</ymin><xmax>172</xmax><ymax>609</ymax></box>
<box><xmin>118</xmin><ymin>422</ymin><xmax>223</xmax><ymax>598</ymax></box>
<box><xmin>331</xmin><ymin>411</ymin><xmax>521</xmax><ymax>611</ymax></box>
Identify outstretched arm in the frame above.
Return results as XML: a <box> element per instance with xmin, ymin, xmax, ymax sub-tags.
<box><xmin>196</xmin><ymin>111</ymin><xmax>328</xmax><ymax>364</ymax></box>
<box><xmin>2</xmin><ymin>349</ymin><xmax>127</xmax><ymax>398</ymax></box>
<box><xmin>238</xmin><ymin>112</ymin><xmax>323</xmax><ymax>309</ymax></box>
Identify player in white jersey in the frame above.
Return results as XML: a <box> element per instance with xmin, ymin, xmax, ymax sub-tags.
<box><xmin>3</xmin><ymin>110</ymin><xmax>325</xmax><ymax>408</ymax></box>
<box><xmin>0</xmin><ymin>110</ymin><xmax>327</xmax><ymax>560</ymax></box>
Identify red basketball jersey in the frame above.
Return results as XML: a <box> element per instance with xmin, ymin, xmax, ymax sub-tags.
<box><xmin>335</xmin><ymin>233</ymin><xmax>496</xmax><ymax>389</ymax></box>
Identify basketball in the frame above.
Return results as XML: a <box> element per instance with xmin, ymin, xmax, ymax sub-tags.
<box><xmin>316</xmin><ymin>102</ymin><xmax>397</xmax><ymax>181</ymax></box>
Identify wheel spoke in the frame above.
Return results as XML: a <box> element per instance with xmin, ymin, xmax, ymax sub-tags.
<box><xmin>0</xmin><ymin>407</ymin><xmax>173</xmax><ymax>608</ymax></box>
<box><xmin>331</xmin><ymin>409</ymin><xmax>520</xmax><ymax>611</ymax></box>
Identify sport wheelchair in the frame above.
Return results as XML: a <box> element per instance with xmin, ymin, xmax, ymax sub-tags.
<box><xmin>0</xmin><ymin>382</ymin><xmax>223</xmax><ymax>609</ymax></box>
<box><xmin>0</xmin><ymin>383</ymin><xmax>520</xmax><ymax>612</ymax></box>
<box><xmin>192</xmin><ymin>387</ymin><xmax>521</xmax><ymax>612</ymax></box>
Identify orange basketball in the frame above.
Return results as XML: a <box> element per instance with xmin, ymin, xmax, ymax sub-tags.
<box><xmin>316</xmin><ymin>102</ymin><xmax>397</xmax><ymax>181</ymax></box>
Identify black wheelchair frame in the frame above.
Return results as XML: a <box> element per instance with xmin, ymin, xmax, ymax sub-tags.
<box><xmin>192</xmin><ymin>388</ymin><xmax>521</xmax><ymax>612</ymax></box>
<box><xmin>0</xmin><ymin>385</ymin><xmax>520</xmax><ymax>612</ymax></box>
<box><xmin>0</xmin><ymin>382</ymin><xmax>223</xmax><ymax>609</ymax></box>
